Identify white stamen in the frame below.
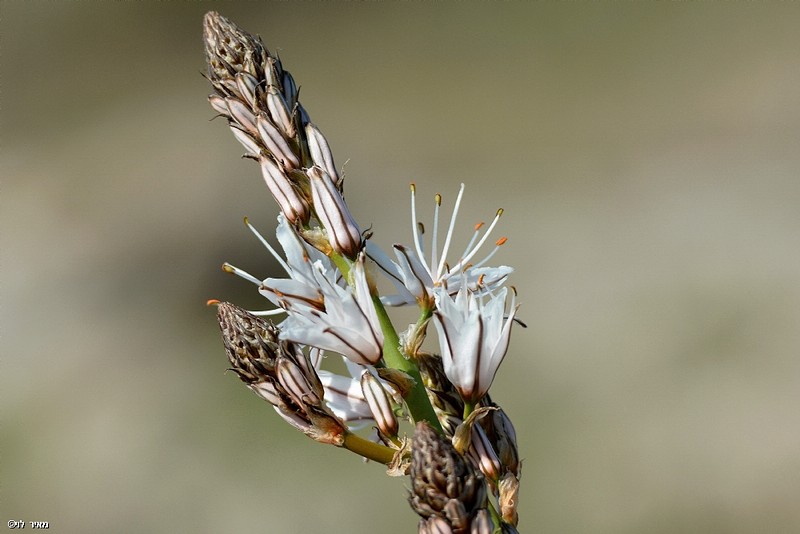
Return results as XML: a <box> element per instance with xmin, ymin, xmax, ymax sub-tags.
<box><xmin>244</xmin><ymin>218</ymin><xmax>291</xmax><ymax>274</ymax></box>
<box><xmin>222</xmin><ymin>262</ymin><xmax>262</xmax><ymax>286</ymax></box>
<box><xmin>468</xmin><ymin>242</ymin><xmax>503</xmax><ymax>271</ymax></box>
<box><xmin>448</xmin><ymin>207</ymin><xmax>502</xmax><ymax>275</ymax></box>
<box><xmin>435</xmin><ymin>183</ymin><xmax>465</xmax><ymax>280</ymax></box>
<box><xmin>247</xmin><ymin>308</ymin><xmax>286</xmax><ymax>317</ymax></box>
<box><xmin>410</xmin><ymin>184</ymin><xmax>426</xmax><ymax>265</ymax></box>
<box><xmin>430</xmin><ymin>193</ymin><xmax>441</xmax><ymax>276</ymax></box>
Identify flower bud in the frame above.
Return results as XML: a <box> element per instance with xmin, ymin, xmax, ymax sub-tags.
<box><xmin>215</xmin><ymin>302</ymin><xmax>345</xmax><ymax>446</ymax></box>
<box><xmin>281</xmin><ymin>70</ymin><xmax>299</xmax><ymax>107</ymax></box>
<box><xmin>259</xmin><ymin>156</ymin><xmax>310</xmax><ymax>224</ymax></box>
<box><xmin>277</xmin><ymin>355</ymin><xmax>322</xmax><ymax>408</ymax></box>
<box><xmin>226</xmin><ymin>97</ymin><xmax>258</xmax><ymax>134</ymax></box>
<box><xmin>466</xmin><ymin>423</ymin><xmax>502</xmax><ymax>483</ymax></box>
<box><xmin>307</xmin><ymin>165</ymin><xmax>362</xmax><ymax>258</ymax></box>
<box><xmin>418</xmin><ymin>516</ymin><xmax>453</xmax><ymax>534</ymax></box>
<box><xmin>409</xmin><ymin>422</ymin><xmax>487</xmax><ymax>532</ymax></box>
<box><xmin>203</xmin><ymin>11</ymin><xmax>267</xmax><ymax>86</ymax></box>
<box><xmin>256</xmin><ymin>114</ymin><xmax>300</xmax><ymax>170</ymax></box>
<box><xmin>360</xmin><ymin>371</ymin><xmax>399</xmax><ymax>438</ymax></box>
<box><xmin>230</xmin><ymin>125</ymin><xmax>261</xmax><ymax>156</ymax></box>
<box><xmin>266</xmin><ymin>85</ymin><xmax>296</xmax><ymax>138</ymax></box>
<box><xmin>486</xmin><ymin>406</ymin><xmax>520</xmax><ymax>477</ymax></box>
<box><xmin>234</xmin><ymin>71</ymin><xmax>260</xmax><ymax>109</ymax></box>
<box><xmin>208</xmin><ymin>94</ymin><xmax>229</xmax><ymax>115</ymax></box>
<box><xmin>470</xmin><ymin>510</ymin><xmax>493</xmax><ymax>534</ymax></box>
<box><xmin>306</xmin><ymin>123</ymin><xmax>340</xmax><ymax>186</ymax></box>
<box><xmin>264</xmin><ymin>57</ymin><xmax>281</xmax><ymax>90</ymax></box>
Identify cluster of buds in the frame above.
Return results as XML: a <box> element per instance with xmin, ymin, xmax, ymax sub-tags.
<box><xmin>203</xmin><ymin>11</ymin><xmax>523</xmax><ymax>532</ymax></box>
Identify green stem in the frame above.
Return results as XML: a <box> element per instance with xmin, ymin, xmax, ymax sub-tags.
<box><xmin>372</xmin><ymin>296</ymin><xmax>443</xmax><ymax>433</ymax></box>
<box><xmin>330</xmin><ymin>252</ymin><xmax>351</xmax><ymax>280</ymax></box>
<box><xmin>463</xmin><ymin>400</ymin><xmax>476</xmax><ymax>420</ymax></box>
<box><xmin>342</xmin><ymin>432</ymin><xmax>396</xmax><ymax>464</ymax></box>
<box><xmin>487</xmin><ymin>500</ymin><xmax>503</xmax><ymax>533</ymax></box>
<box><xmin>331</xmin><ymin>250</ymin><xmax>442</xmax><ymax>433</ymax></box>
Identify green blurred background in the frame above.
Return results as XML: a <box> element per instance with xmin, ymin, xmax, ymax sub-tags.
<box><xmin>3</xmin><ymin>2</ymin><xmax>800</xmax><ymax>532</ymax></box>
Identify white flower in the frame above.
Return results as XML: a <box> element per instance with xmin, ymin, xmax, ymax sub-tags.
<box><xmin>368</xmin><ymin>183</ymin><xmax>512</xmax><ymax>307</ymax></box>
<box><xmin>432</xmin><ymin>284</ymin><xmax>519</xmax><ymax>404</ymax></box>
<box><xmin>310</xmin><ymin>350</ymin><xmax>375</xmax><ymax>429</ymax></box>
<box><xmin>310</xmin><ymin>349</ymin><xmax>398</xmax><ymax>435</ymax></box>
<box><xmin>222</xmin><ymin>216</ymin><xmax>383</xmax><ymax>365</ymax></box>
<box><xmin>266</xmin><ymin>252</ymin><xmax>384</xmax><ymax>366</ymax></box>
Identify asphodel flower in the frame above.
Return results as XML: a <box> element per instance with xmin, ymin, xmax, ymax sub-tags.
<box><xmin>273</xmin><ymin>251</ymin><xmax>384</xmax><ymax>366</ymax></box>
<box><xmin>368</xmin><ymin>184</ymin><xmax>513</xmax><ymax>309</ymax></box>
<box><xmin>432</xmin><ymin>285</ymin><xmax>519</xmax><ymax>405</ymax></box>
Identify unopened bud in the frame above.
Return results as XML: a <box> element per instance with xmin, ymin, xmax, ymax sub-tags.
<box><xmin>208</xmin><ymin>94</ymin><xmax>229</xmax><ymax>115</ymax></box>
<box><xmin>259</xmin><ymin>156</ymin><xmax>310</xmax><ymax>224</ymax></box>
<box><xmin>467</xmin><ymin>424</ymin><xmax>502</xmax><ymax>483</ymax></box>
<box><xmin>409</xmin><ymin>423</ymin><xmax>487</xmax><ymax>531</ymax></box>
<box><xmin>230</xmin><ymin>125</ymin><xmax>261</xmax><ymax>156</ymax></box>
<box><xmin>256</xmin><ymin>114</ymin><xmax>300</xmax><ymax>170</ymax></box>
<box><xmin>234</xmin><ymin>71</ymin><xmax>260</xmax><ymax>109</ymax></box>
<box><xmin>277</xmin><ymin>355</ymin><xmax>322</xmax><ymax>408</ymax></box>
<box><xmin>470</xmin><ymin>510</ymin><xmax>494</xmax><ymax>534</ymax></box>
<box><xmin>307</xmin><ymin>166</ymin><xmax>362</xmax><ymax>258</ymax></box>
<box><xmin>216</xmin><ymin>301</ymin><xmax>279</xmax><ymax>382</ymax></box>
<box><xmin>215</xmin><ymin>301</ymin><xmax>346</xmax><ymax>446</ymax></box>
<box><xmin>266</xmin><ymin>85</ymin><xmax>296</xmax><ymax>139</ymax></box>
<box><xmin>226</xmin><ymin>97</ymin><xmax>258</xmax><ymax>134</ymax></box>
<box><xmin>281</xmin><ymin>70</ymin><xmax>299</xmax><ymax>106</ymax></box>
<box><xmin>418</xmin><ymin>516</ymin><xmax>453</xmax><ymax>534</ymax></box>
<box><xmin>306</xmin><ymin>123</ymin><xmax>340</xmax><ymax>186</ymax></box>
<box><xmin>249</xmin><ymin>380</ymin><xmax>282</xmax><ymax>406</ymax></box>
<box><xmin>489</xmin><ymin>407</ymin><xmax>520</xmax><ymax>476</ymax></box>
<box><xmin>264</xmin><ymin>57</ymin><xmax>281</xmax><ymax>89</ymax></box>
<box><xmin>203</xmin><ymin>11</ymin><xmax>267</xmax><ymax>86</ymax></box>
<box><xmin>361</xmin><ymin>371</ymin><xmax>399</xmax><ymax>438</ymax></box>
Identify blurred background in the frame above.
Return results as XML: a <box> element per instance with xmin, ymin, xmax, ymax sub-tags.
<box><xmin>3</xmin><ymin>2</ymin><xmax>800</xmax><ymax>532</ymax></box>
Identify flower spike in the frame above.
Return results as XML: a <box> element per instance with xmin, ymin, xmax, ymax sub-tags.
<box><xmin>203</xmin><ymin>11</ymin><xmax>526</xmax><ymax>532</ymax></box>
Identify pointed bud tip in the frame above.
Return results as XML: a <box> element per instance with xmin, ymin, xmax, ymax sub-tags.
<box><xmin>203</xmin><ymin>11</ymin><xmax>220</xmax><ymax>27</ymax></box>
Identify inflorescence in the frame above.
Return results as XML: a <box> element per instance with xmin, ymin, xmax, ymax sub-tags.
<box><xmin>203</xmin><ymin>12</ymin><xmax>523</xmax><ymax>533</ymax></box>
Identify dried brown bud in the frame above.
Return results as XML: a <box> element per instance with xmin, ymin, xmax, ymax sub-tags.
<box><xmin>498</xmin><ymin>472</ymin><xmax>520</xmax><ymax>528</ymax></box>
<box><xmin>409</xmin><ymin>423</ymin><xmax>490</xmax><ymax>534</ymax></box>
